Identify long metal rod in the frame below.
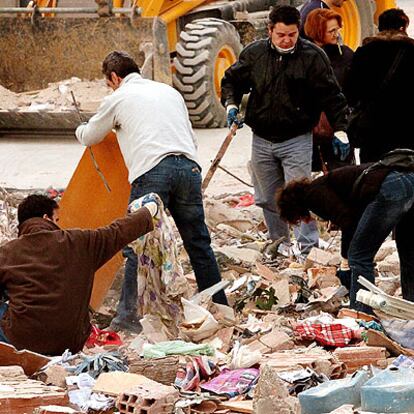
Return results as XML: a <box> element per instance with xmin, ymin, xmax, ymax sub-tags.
<box><xmin>70</xmin><ymin>91</ymin><xmax>112</xmax><ymax>193</ymax></box>
<box><xmin>217</xmin><ymin>165</ymin><xmax>253</xmax><ymax>188</ymax></box>
<box><xmin>0</xmin><ymin>7</ymin><xmax>141</xmax><ymax>14</ymax></box>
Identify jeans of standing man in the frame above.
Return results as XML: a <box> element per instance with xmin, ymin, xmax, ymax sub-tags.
<box><xmin>250</xmin><ymin>133</ymin><xmax>319</xmax><ymax>254</ymax></box>
<box><xmin>0</xmin><ymin>302</ymin><xmax>9</xmax><ymax>344</ymax></box>
<box><xmin>113</xmin><ymin>155</ymin><xmax>227</xmax><ymax>328</ymax></box>
<box><xmin>348</xmin><ymin>171</ymin><xmax>414</xmax><ymax>313</ymax></box>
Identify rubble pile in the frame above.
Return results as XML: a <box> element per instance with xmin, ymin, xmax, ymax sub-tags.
<box><xmin>0</xmin><ymin>78</ymin><xmax>111</xmax><ymax>113</ymax></box>
<box><xmin>0</xmin><ymin>191</ymin><xmax>413</xmax><ymax>414</ymax></box>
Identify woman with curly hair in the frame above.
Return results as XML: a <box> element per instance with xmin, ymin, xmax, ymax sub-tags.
<box><xmin>277</xmin><ymin>161</ymin><xmax>414</xmax><ymax>314</ymax></box>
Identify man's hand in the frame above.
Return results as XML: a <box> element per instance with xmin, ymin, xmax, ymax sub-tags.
<box><xmin>332</xmin><ymin>136</ymin><xmax>350</xmax><ymax>161</ymax></box>
<box><xmin>227</xmin><ymin>106</ymin><xmax>243</xmax><ymax>129</ymax></box>
<box><xmin>129</xmin><ymin>193</ymin><xmax>163</xmax><ymax>217</ymax></box>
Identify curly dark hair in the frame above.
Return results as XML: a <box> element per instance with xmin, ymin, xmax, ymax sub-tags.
<box><xmin>276</xmin><ymin>178</ymin><xmax>311</xmax><ymax>224</ymax></box>
<box><xmin>17</xmin><ymin>194</ymin><xmax>59</xmax><ymax>225</ymax></box>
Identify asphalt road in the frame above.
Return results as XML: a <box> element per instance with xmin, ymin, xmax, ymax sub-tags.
<box><xmin>0</xmin><ymin>0</ymin><xmax>412</xmax><ymax>194</ymax></box>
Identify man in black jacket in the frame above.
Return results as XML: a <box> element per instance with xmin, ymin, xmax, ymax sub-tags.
<box><xmin>277</xmin><ymin>163</ymin><xmax>414</xmax><ymax>313</ymax></box>
<box><xmin>221</xmin><ymin>5</ymin><xmax>348</xmax><ymax>255</ymax></box>
<box><xmin>345</xmin><ymin>8</ymin><xmax>413</xmax><ymax>162</ymax></box>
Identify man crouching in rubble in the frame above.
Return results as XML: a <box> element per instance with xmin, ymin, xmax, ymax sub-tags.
<box><xmin>0</xmin><ymin>194</ymin><xmax>156</xmax><ymax>356</ymax></box>
<box><xmin>277</xmin><ymin>156</ymin><xmax>414</xmax><ymax>314</ymax></box>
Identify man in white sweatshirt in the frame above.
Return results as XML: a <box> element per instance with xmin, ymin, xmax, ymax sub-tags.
<box><xmin>76</xmin><ymin>51</ymin><xmax>227</xmax><ymax>332</ymax></box>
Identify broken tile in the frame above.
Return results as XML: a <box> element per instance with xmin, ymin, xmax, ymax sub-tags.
<box><xmin>0</xmin><ymin>342</ymin><xmax>50</xmax><ymax>376</ymax></box>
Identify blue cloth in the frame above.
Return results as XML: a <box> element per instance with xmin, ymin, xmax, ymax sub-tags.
<box><xmin>348</xmin><ymin>171</ymin><xmax>414</xmax><ymax>312</ymax></box>
<box><xmin>115</xmin><ymin>155</ymin><xmax>227</xmax><ymax>324</ymax></box>
<box><xmin>0</xmin><ymin>302</ymin><xmax>10</xmax><ymax>344</ymax></box>
<box><xmin>251</xmin><ymin>133</ymin><xmax>319</xmax><ymax>254</ymax></box>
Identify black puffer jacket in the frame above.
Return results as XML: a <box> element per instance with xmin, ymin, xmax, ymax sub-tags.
<box><xmin>221</xmin><ymin>38</ymin><xmax>348</xmax><ymax>143</ymax></box>
<box><xmin>344</xmin><ymin>31</ymin><xmax>414</xmax><ymax>162</ymax></box>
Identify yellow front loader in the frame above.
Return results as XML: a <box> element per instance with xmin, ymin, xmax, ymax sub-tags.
<box><xmin>0</xmin><ymin>0</ymin><xmax>396</xmax><ymax>129</ymax></box>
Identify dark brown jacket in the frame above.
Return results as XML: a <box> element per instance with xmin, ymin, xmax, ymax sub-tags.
<box><xmin>0</xmin><ymin>208</ymin><xmax>153</xmax><ymax>356</ymax></box>
<box><xmin>304</xmin><ymin>164</ymin><xmax>391</xmax><ymax>257</ymax></box>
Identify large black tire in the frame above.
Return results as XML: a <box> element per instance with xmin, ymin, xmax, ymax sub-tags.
<box><xmin>173</xmin><ymin>18</ymin><xmax>242</xmax><ymax>128</ymax></box>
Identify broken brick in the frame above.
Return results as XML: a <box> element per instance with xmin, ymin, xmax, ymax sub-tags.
<box><xmin>0</xmin><ymin>378</ymin><xmax>68</xmax><ymax>414</ymax></box>
<box><xmin>307</xmin><ymin>267</ymin><xmax>340</xmax><ymax>289</ymax></box>
<box><xmin>128</xmin><ymin>356</ymin><xmax>179</xmax><ymax>386</ymax></box>
<box><xmin>305</xmin><ymin>248</ymin><xmax>340</xmax><ymax>268</ymax></box>
<box><xmin>333</xmin><ymin>346</ymin><xmax>388</xmax><ymax>372</ymax></box>
<box><xmin>33</xmin><ymin>406</ymin><xmax>81</xmax><ymax>414</ymax></box>
<box><xmin>117</xmin><ymin>377</ymin><xmax>179</xmax><ymax>414</ymax></box>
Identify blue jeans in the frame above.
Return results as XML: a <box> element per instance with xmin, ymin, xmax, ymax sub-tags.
<box><xmin>348</xmin><ymin>171</ymin><xmax>414</xmax><ymax>312</ymax></box>
<box><xmin>115</xmin><ymin>155</ymin><xmax>227</xmax><ymax>322</ymax></box>
<box><xmin>251</xmin><ymin>133</ymin><xmax>319</xmax><ymax>254</ymax></box>
<box><xmin>0</xmin><ymin>302</ymin><xmax>9</xmax><ymax>344</ymax></box>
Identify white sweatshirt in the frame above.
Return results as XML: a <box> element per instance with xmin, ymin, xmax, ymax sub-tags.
<box><xmin>76</xmin><ymin>73</ymin><xmax>199</xmax><ymax>183</ymax></box>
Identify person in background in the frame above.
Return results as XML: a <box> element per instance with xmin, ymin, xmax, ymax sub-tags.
<box><xmin>345</xmin><ymin>8</ymin><xmax>414</xmax><ymax>162</ymax></box>
<box><xmin>299</xmin><ymin>0</ymin><xmax>348</xmax><ymax>39</ymax></box>
<box><xmin>221</xmin><ymin>5</ymin><xmax>349</xmax><ymax>256</ymax></box>
<box><xmin>304</xmin><ymin>8</ymin><xmax>353</xmax><ymax>171</ymax></box>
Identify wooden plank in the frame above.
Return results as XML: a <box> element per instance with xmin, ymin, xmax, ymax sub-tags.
<box><xmin>59</xmin><ymin>132</ymin><xmax>130</xmax><ymax>310</ymax></box>
<box><xmin>218</xmin><ymin>400</ymin><xmax>253</xmax><ymax>414</ymax></box>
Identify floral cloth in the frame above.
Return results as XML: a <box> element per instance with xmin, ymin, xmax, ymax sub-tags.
<box><xmin>130</xmin><ymin>193</ymin><xmax>190</xmax><ymax>337</ymax></box>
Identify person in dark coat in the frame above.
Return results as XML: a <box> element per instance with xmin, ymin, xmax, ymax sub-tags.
<box><xmin>277</xmin><ymin>163</ymin><xmax>414</xmax><ymax>314</ymax></box>
<box><xmin>221</xmin><ymin>5</ymin><xmax>348</xmax><ymax>255</ymax></box>
<box><xmin>345</xmin><ymin>8</ymin><xmax>414</xmax><ymax>162</ymax></box>
<box><xmin>0</xmin><ymin>194</ymin><xmax>155</xmax><ymax>355</ymax></box>
<box><xmin>304</xmin><ymin>8</ymin><xmax>354</xmax><ymax>171</ymax></box>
